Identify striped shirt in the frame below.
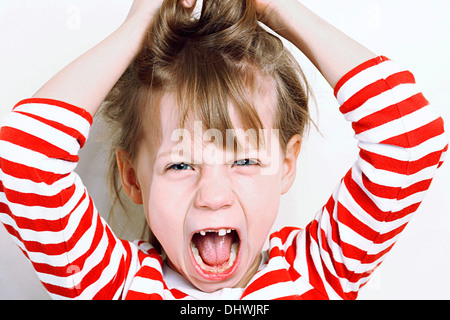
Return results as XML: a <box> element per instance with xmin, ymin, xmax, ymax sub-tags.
<box><xmin>0</xmin><ymin>56</ymin><xmax>447</xmax><ymax>300</ymax></box>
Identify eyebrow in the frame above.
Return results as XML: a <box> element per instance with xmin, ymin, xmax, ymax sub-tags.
<box><xmin>155</xmin><ymin>135</ymin><xmax>266</xmax><ymax>162</ymax></box>
<box><xmin>156</xmin><ymin>147</ymin><xmax>194</xmax><ymax>160</ymax></box>
<box><xmin>156</xmin><ymin>150</ymin><xmax>176</xmax><ymax>159</ymax></box>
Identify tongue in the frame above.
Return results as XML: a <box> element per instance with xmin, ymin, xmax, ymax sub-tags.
<box><xmin>192</xmin><ymin>232</ymin><xmax>234</xmax><ymax>267</ymax></box>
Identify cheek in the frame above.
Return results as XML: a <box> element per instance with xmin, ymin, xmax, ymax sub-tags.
<box><xmin>236</xmin><ymin>173</ymin><xmax>282</xmax><ymax>243</ymax></box>
<box><xmin>250</xmin><ymin>182</ymin><xmax>280</xmax><ymax>225</ymax></box>
<box><xmin>145</xmin><ymin>177</ymin><xmax>191</xmax><ymax>256</ymax></box>
<box><xmin>134</xmin><ymin>153</ymin><xmax>186</xmax><ymax>255</ymax></box>
<box><xmin>134</xmin><ymin>144</ymin><xmax>187</xmax><ymax>240</ymax></box>
<box><xmin>146</xmin><ymin>175</ymin><xmax>192</xmax><ymax>218</ymax></box>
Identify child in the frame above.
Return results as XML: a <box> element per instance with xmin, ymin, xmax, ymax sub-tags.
<box><xmin>0</xmin><ymin>0</ymin><xmax>447</xmax><ymax>299</ymax></box>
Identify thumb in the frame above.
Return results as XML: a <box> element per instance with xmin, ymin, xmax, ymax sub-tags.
<box><xmin>181</xmin><ymin>0</ymin><xmax>197</xmax><ymax>9</ymax></box>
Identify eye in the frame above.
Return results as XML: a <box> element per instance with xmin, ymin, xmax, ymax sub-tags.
<box><xmin>166</xmin><ymin>163</ymin><xmax>194</xmax><ymax>171</ymax></box>
<box><xmin>233</xmin><ymin>158</ymin><xmax>260</xmax><ymax>167</ymax></box>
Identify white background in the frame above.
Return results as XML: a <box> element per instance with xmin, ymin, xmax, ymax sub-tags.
<box><xmin>0</xmin><ymin>0</ymin><xmax>449</xmax><ymax>299</ymax></box>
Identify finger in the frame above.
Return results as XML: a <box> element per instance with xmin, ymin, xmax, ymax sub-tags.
<box><xmin>181</xmin><ymin>0</ymin><xmax>196</xmax><ymax>9</ymax></box>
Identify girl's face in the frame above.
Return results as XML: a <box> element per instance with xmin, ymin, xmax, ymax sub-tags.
<box><xmin>119</xmin><ymin>80</ymin><xmax>300</xmax><ymax>292</ymax></box>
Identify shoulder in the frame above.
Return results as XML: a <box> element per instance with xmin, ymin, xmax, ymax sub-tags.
<box><xmin>270</xmin><ymin>226</ymin><xmax>302</xmax><ymax>243</ymax></box>
<box><xmin>131</xmin><ymin>240</ymin><xmax>164</xmax><ymax>267</ymax></box>
<box><xmin>268</xmin><ymin>226</ymin><xmax>303</xmax><ymax>255</ymax></box>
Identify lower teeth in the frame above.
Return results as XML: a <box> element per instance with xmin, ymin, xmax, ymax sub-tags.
<box><xmin>191</xmin><ymin>242</ymin><xmax>239</xmax><ymax>273</ymax></box>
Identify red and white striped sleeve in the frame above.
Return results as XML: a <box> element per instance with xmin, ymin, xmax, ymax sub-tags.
<box><xmin>292</xmin><ymin>56</ymin><xmax>448</xmax><ymax>299</ymax></box>
<box><xmin>0</xmin><ymin>98</ymin><xmax>138</xmax><ymax>299</ymax></box>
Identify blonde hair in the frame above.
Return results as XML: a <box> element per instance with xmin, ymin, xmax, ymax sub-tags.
<box><xmin>101</xmin><ymin>0</ymin><xmax>311</xmax><ymax>245</ymax></box>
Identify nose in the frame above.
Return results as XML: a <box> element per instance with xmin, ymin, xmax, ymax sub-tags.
<box><xmin>194</xmin><ymin>166</ymin><xmax>235</xmax><ymax>211</ymax></box>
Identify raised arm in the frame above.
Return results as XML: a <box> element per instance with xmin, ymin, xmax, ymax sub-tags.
<box><xmin>32</xmin><ymin>0</ymin><xmax>195</xmax><ymax>117</ymax></box>
<box><xmin>255</xmin><ymin>0</ymin><xmax>376</xmax><ymax>88</ymax></box>
<box><xmin>253</xmin><ymin>0</ymin><xmax>448</xmax><ymax>299</ymax></box>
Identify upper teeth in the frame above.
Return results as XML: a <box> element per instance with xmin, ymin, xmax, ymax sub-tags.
<box><xmin>199</xmin><ymin>228</ymin><xmax>232</xmax><ymax>236</ymax></box>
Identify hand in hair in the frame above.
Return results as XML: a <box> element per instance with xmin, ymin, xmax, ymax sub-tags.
<box><xmin>32</xmin><ymin>0</ymin><xmax>195</xmax><ymax>117</ymax></box>
<box><xmin>180</xmin><ymin>0</ymin><xmax>374</xmax><ymax>88</ymax></box>
<box><xmin>253</xmin><ymin>0</ymin><xmax>376</xmax><ymax>88</ymax></box>
<box><xmin>125</xmin><ymin>0</ymin><xmax>196</xmax><ymax>26</ymax></box>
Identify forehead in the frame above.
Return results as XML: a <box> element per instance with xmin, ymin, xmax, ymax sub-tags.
<box><xmin>159</xmin><ymin>75</ymin><xmax>278</xmax><ymax>141</ymax></box>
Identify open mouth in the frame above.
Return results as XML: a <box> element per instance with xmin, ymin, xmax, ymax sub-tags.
<box><xmin>190</xmin><ymin>228</ymin><xmax>240</xmax><ymax>280</ymax></box>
